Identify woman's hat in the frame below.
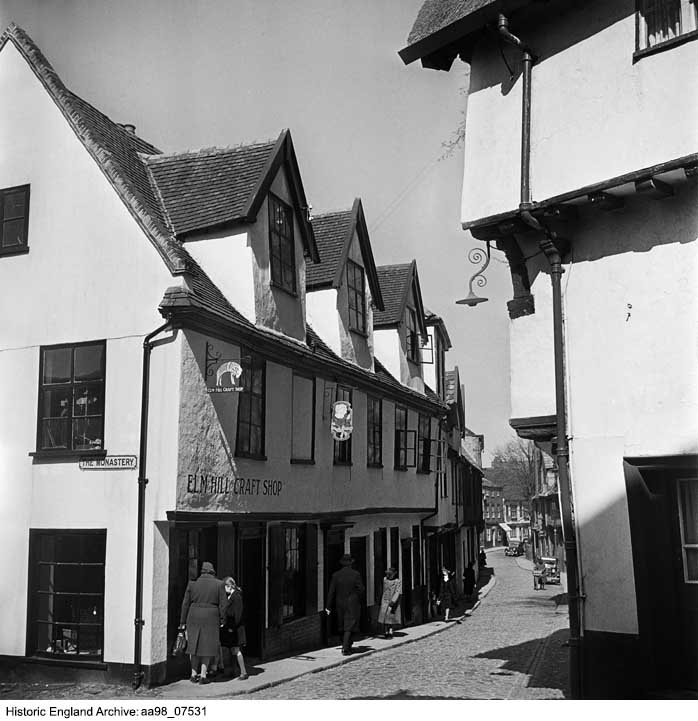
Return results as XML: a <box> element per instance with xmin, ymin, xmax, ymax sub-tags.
<box><xmin>339</xmin><ymin>554</ymin><xmax>353</xmax><ymax>566</ymax></box>
<box><xmin>201</xmin><ymin>561</ymin><xmax>215</xmax><ymax>575</ymax></box>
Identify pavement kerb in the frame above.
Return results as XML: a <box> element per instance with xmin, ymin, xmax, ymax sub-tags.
<box><xmin>159</xmin><ymin>571</ymin><xmax>499</xmax><ymax>699</ymax></box>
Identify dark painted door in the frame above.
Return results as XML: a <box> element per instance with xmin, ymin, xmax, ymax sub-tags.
<box><xmin>240</xmin><ymin>536</ymin><xmax>264</xmax><ymax>658</ymax></box>
<box><xmin>401</xmin><ymin>538</ymin><xmax>412</xmax><ymax>623</ymax></box>
<box><xmin>349</xmin><ymin>536</ymin><xmax>368</xmax><ymax>631</ymax></box>
<box><xmin>323</xmin><ymin>528</ymin><xmax>345</xmax><ymax>641</ymax></box>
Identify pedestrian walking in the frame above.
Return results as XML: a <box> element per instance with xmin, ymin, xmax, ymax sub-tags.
<box><xmin>436</xmin><ymin>566</ymin><xmax>457</xmax><ymax>621</ymax></box>
<box><xmin>377</xmin><ymin>567</ymin><xmax>402</xmax><ymax>639</ymax></box>
<box><xmin>179</xmin><ymin>561</ymin><xmax>227</xmax><ymax>684</ymax></box>
<box><xmin>478</xmin><ymin>549</ymin><xmax>487</xmax><ymax>568</ymax></box>
<box><xmin>219</xmin><ymin>576</ymin><xmax>249</xmax><ymax>680</ymax></box>
<box><xmin>463</xmin><ymin>561</ymin><xmax>476</xmax><ymax>600</ymax></box>
<box><xmin>325</xmin><ymin>554</ymin><xmax>365</xmax><ymax>655</ymax></box>
<box><xmin>533</xmin><ymin>557</ymin><xmax>547</xmax><ymax>590</ymax></box>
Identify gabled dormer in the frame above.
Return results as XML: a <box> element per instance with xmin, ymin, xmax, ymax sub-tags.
<box><xmin>422</xmin><ymin>309</ymin><xmax>452</xmax><ymax>400</ymax></box>
<box><xmin>305</xmin><ymin>198</ymin><xmax>384</xmax><ymax>370</ymax></box>
<box><xmin>144</xmin><ymin>129</ymin><xmax>319</xmax><ymax>342</ymax></box>
<box><xmin>373</xmin><ymin>260</ymin><xmax>427</xmax><ymax>393</ymax></box>
<box><xmin>444</xmin><ymin>367</ymin><xmax>466</xmax><ymax>448</ymax></box>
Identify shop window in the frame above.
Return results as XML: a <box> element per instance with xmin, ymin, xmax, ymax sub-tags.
<box><xmin>394</xmin><ymin>405</ymin><xmax>416</xmax><ymax>470</ymax></box>
<box><xmin>347</xmin><ymin>259</ymin><xmax>366</xmax><ymax>333</ymax></box>
<box><xmin>333</xmin><ymin>385</ymin><xmax>352</xmax><ymax>464</ymax></box>
<box><xmin>1</xmin><ymin>184</ymin><xmax>30</xmax><ymax>256</ymax></box>
<box><xmin>291</xmin><ymin>373</ymin><xmax>314</xmax><ymax>462</ymax></box>
<box><xmin>636</xmin><ymin>0</ymin><xmax>697</xmax><ymax>54</ymax></box>
<box><xmin>37</xmin><ymin>341</ymin><xmax>105</xmax><ymax>453</ymax></box>
<box><xmin>417</xmin><ymin>414</ymin><xmax>431</xmax><ymax>473</ymax></box>
<box><xmin>236</xmin><ymin>351</ymin><xmax>266</xmax><ymax>458</ymax></box>
<box><xmin>367</xmin><ymin>396</ymin><xmax>382</xmax><ymax>466</ymax></box>
<box><xmin>268</xmin><ymin>193</ymin><xmax>296</xmax><ymax>294</ymax></box>
<box><xmin>27</xmin><ymin>530</ymin><xmax>106</xmax><ymax>660</ymax></box>
<box><xmin>282</xmin><ymin>526</ymin><xmax>305</xmax><ymax>619</ymax></box>
<box><xmin>678</xmin><ymin>478</ymin><xmax>698</xmax><ymax>582</ymax></box>
<box><xmin>405</xmin><ymin>307</ymin><xmax>420</xmax><ymax>363</ymax></box>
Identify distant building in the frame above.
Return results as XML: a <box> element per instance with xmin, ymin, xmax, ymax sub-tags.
<box><xmin>481</xmin><ymin>478</ymin><xmax>505</xmax><ymax>548</ymax></box>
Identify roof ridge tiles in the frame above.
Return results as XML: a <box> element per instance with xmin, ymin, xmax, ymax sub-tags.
<box><xmin>144</xmin><ymin>139</ymin><xmax>279</xmax><ymax>163</ymax></box>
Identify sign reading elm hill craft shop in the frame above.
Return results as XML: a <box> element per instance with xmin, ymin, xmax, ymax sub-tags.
<box><xmin>186</xmin><ymin>474</ymin><xmax>283</xmax><ymax>497</ymax></box>
<box><xmin>205</xmin><ymin>341</ymin><xmax>244</xmax><ymax>394</ymax></box>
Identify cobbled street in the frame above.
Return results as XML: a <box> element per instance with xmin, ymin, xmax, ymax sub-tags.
<box><xmin>247</xmin><ymin>549</ymin><xmax>570</xmax><ymax>700</ymax></box>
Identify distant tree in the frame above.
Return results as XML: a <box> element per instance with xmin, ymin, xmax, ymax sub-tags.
<box><xmin>491</xmin><ymin>438</ymin><xmax>538</xmax><ymax>507</ymax></box>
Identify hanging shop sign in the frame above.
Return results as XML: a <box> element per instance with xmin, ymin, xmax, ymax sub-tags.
<box><xmin>205</xmin><ymin>341</ymin><xmax>243</xmax><ymax>393</ymax></box>
<box><xmin>330</xmin><ymin>400</ymin><xmax>353</xmax><ymax>441</ymax></box>
<box><xmin>79</xmin><ymin>455</ymin><xmax>137</xmax><ymax>470</ymax></box>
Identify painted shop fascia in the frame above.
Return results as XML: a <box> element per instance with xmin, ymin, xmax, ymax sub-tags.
<box><xmin>401</xmin><ymin>0</ymin><xmax>698</xmax><ymax>698</ymax></box>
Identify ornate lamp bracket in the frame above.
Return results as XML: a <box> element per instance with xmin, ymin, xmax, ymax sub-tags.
<box><xmin>456</xmin><ymin>241</ymin><xmax>491</xmax><ymax>307</ymax></box>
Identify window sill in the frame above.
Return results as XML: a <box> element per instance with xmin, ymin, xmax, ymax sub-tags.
<box><xmin>634</xmin><ymin>29</ymin><xmax>698</xmax><ymax>62</ymax></box>
<box><xmin>235</xmin><ymin>452</ymin><xmax>267</xmax><ymax>461</ymax></box>
<box><xmin>25</xmin><ymin>655</ymin><xmax>106</xmax><ymax>669</ymax></box>
<box><xmin>333</xmin><ymin>461</ymin><xmax>353</xmax><ymax>467</ymax></box>
<box><xmin>270</xmin><ymin>280</ymin><xmax>298</xmax><ymax>298</ymax></box>
<box><xmin>349</xmin><ymin>327</ymin><xmax>368</xmax><ymax>339</ymax></box>
<box><xmin>29</xmin><ymin>449</ymin><xmax>107</xmax><ymax>463</ymax></box>
<box><xmin>367</xmin><ymin>463</ymin><xmax>384</xmax><ymax>469</ymax></box>
<box><xmin>0</xmin><ymin>245</ymin><xmax>29</xmax><ymax>258</ymax></box>
<box><xmin>394</xmin><ymin>466</ymin><xmax>408</xmax><ymax>472</ymax></box>
<box><xmin>416</xmin><ymin>469</ymin><xmax>432</xmax><ymax>475</ymax></box>
<box><xmin>290</xmin><ymin>458</ymin><xmax>315</xmax><ymax>465</ymax></box>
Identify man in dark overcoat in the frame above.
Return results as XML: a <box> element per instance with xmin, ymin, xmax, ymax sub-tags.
<box><xmin>325</xmin><ymin>554</ymin><xmax>365</xmax><ymax>655</ymax></box>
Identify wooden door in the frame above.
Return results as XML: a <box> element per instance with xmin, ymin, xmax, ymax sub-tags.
<box><xmin>349</xmin><ymin>536</ymin><xmax>368</xmax><ymax>631</ymax></box>
<box><xmin>240</xmin><ymin>535</ymin><xmax>264</xmax><ymax>658</ymax></box>
<box><xmin>401</xmin><ymin>538</ymin><xmax>412</xmax><ymax>623</ymax></box>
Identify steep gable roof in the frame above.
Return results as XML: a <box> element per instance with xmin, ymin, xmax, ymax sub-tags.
<box><xmin>144</xmin><ymin>130</ymin><xmax>319</xmax><ymax>262</ymax></box>
<box><xmin>374</xmin><ymin>260</ymin><xmax>427</xmax><ymax>336</ymax></box>
<box><xmin>0</xmin><ymin>23</ymin><xmax>190</xmax><ymax>273</ymax></box>
<box><xmin>445</xmin><ymin>367</ymin><xmax>466</xmax><ymax>430</ymax></box>
<box><xmin>307</xmin><ymin>198</ymin><xmax>384</xmax><ymax>310</ymax></box>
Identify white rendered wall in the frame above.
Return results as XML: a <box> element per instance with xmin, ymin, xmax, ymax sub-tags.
<box><xmin>184</xmin><ymin>230</ymin><xmax>255</xmax><ymax>323</ymax></box>
<box><xmin>306</xmin><ymin>288</ymin><xmax>341</xmax><ymax>355</ymax></box>
<box><xmin>374</xmin><ymin>328</ymin><xmax>401</xmax><ymax>381</ymax></box>
<box><xmin>0</xmin><ymin>41</ymin><xmax>178</xmax><ymax>662</ymax></box>
<box><xmin>461</xmin><ymin>1</ymin><xmax>698</xmax><ymax>222</ymax></box>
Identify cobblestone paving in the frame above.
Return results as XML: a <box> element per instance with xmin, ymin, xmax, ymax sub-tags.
<box><xmin>246</xmin><ymin>549</ymin><xmax>570</xmax><ymax>700</ymax></box>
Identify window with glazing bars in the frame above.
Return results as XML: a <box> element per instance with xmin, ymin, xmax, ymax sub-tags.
<box><xmin>268</xmin><ymin>193</ymin><xmax>296</xmax><ymax>293</ymax></box>
<box><xmin>236</xmin><ymin>352</ymin><xmax>266</xmax><ymax>457</ymax></box>
<box><xmin>347</xmin><ymin>259</ymin><xmax>366</xmax><ymax>333</ymax></box>
<box><xmin>333</xmin><ymin>385</ymin><xmax>352</xmax><ymax>464</ymax></box>
<box><xmin>28</xmin><ymin>530</ymin><xmax>106</xmax><ymax>660</ymax></box>
<box><xmin>417</xmin><ymin>413</ymin><xmax>431</xmax><ymax>473</ymax></box>
<box><xmin>637</xmin><ymin>0</ymin><xmax>697</xmax><ymax>51</ymax></box>
<box><xmin>367</xmin><ymin>396</ymin><xmax>382</xmax><ymax>466</ymax></box>
<box><xmin>394</xmin><ymin>405</ymin><xmax>416</xmax><ymax>469</ymax></box>
<box><xmin>678</xmin><ymin>478</ymin><xmax>698</xmax><ymax>582</ymax></box>
<box><xmin>405</xmin><ymin>307</ymin><xmax>420</xmax><ymax>363</ymax></box>
<box><xmin>37</xmin><ymin>341</ymin><xmax>105</xmax><ymax>452</ymax></box>
<box><xmin>282</xmin><ymin>526</ymin><xmax>305</xmax><ymax>618</ymax></box>
<box><xmin>1</xmin><ymin>184</ymin><xmax>30</xmax><ymax>255</ymax></box>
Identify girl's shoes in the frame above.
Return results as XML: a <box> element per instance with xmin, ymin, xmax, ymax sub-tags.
<box><xmin>237</xmin><ymin>673</ymin><xmax>249</xmax><ymax>680</ymax></box>
<box><xmin>190</xmin><ymin>675</ymin><xmax>200</xmax><ymax>683</ymax></box>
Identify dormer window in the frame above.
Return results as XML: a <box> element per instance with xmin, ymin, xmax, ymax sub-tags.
<box><xmin>405</xmin><ymin>307</ymin><xmax>420</xmax><ymax>363</ymax></box>
<box><xmin>347</xmin><ymin>259</ymin><xmax>366</xmax><ymax>333</ymax></box>
<box><xmin>1</xmin><ymin>185</ymin><xmax>30</xmax><ymax>256</ymax></box>
<box><xmin>269</xmin><ymin>193</ymin><xmax>296</xmax><ymax>294</ymax></box>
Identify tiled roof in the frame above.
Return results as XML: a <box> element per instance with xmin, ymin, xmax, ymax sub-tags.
<box><xmin>144</xmin><ymin>142</ymin><xmax>278</xmax><ymax>237</ymax></box>
<box><xmin>406</xmin><ymin>0</ymin><xmax>491</xmax><ymax>46</ymax></box>
<box><xmin>306</xmin><ymin>209</ymin><xmax>353</xmax><ymax>287</ymax></box>
<box><xmin>374</xmin><ymin>263</ymin><xmax>413</xmax><ymax>326</ymax></box>
<box><xmin>0</xmin><ymin>23</ymin><xmax>191</xmax><ymax>274</ymax></box>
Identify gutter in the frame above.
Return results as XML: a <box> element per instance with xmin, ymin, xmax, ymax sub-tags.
<box><xmin>497</xmin><ymin>14</ymin><xmax>584</xmax><ymax>699</ymax></box>
<box><xmin>132</xmin><ymin>320</ymin><xmax>175</xmax><ymax>690</ymax></box>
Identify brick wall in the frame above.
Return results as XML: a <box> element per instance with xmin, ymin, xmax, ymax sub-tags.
<box><xmin>263</xmin><ymin>613</ymin><xmax>323</xmax><ymax>661</ymax></box>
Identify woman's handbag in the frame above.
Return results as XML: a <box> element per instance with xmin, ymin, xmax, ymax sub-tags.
<box><xmin>171</xmin><ymin>628</ymin><xmax>187</xmax><ymax>657</ymax></box>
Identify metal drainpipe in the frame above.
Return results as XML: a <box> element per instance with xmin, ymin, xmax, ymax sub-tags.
<box><xmin>498</xmin><ymin>13</ymin><xmax>583</xmax><ymax>698</ymax></box>
<box><xmin>132</xmin><ymin>320</ymin><xmax>173</xmax><ymax>690</ymax></box>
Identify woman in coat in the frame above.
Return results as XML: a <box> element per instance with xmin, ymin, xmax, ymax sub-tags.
<box><xmin>179</xmin><ymin>561</ymin><xmax>227</xmax><ymax>684</ymax></box>
<box><xmin>219</xmin><ymin>576</ymin><xmax>248</xmax><ymax>680</ymax></box>
<box><xmin>377</xmin><ymin>567</ymin><xmax>402</xmax><ymax>639</ymax></box>
<box><xmin>463</xmin><ymin>561</ymin><xmax>476</xmax><ymax>600</ymax></box>
<box><xmin>436</xmin><ymin>566</ymin><xmax>457</xmax><ymax>621</ymax></box>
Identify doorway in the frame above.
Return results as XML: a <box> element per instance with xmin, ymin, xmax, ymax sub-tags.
<box><xmin>349</xmin><ymin>535</ymin><xmax>368</xmax><ymax>631</ymax></box>
<box><xmin>323</xmin><ymin>527</ymin><xmax>345</xmax><ymax>642</ymax></box>
<box><xmin>239</xmin><ymin>532</ymin><xmax>265</xmax><ymax>658</ymax></box>
<box><xmin>401</xmin><ymin>538</ymin><xmax>413</xmax><ymax>623</ymax></box>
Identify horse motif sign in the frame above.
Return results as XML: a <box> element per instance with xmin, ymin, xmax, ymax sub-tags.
<box><xmin>205</xmin><ymin>341</ymin><xmax>244</xmax><ymax>394</ymax></box>
<box><xmin>331</xmin><ymin>400</ymin><xmax>353</xmax><ymax>441</ymax></box>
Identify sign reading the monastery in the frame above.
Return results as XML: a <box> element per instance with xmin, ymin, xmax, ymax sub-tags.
<box><xmin>205</xmin><ymin>341</ymin><xmax>244</xmax><ymax>394</ymax></box>
<box><xmin>79</xmin><ymin>455</ymin><xmax>137</xmax><ymax>470</ymax></box>
<box><xmin>330</xmin><ymin>400</ymin><xmax>353</xmax><ymax>441</ymax></box>
<box><xmin>186</xmin><ymin>474</ymin><xmax>283</xmax><ymax>497</ymax></box>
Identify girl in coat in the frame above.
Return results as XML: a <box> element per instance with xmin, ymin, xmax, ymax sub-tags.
<box><xmin>377</xmin><ymin>567</ymin><xmax>402</xmax><ymax>639</ymax></box>
<box><xmin>179</xmin><ymin>561</ymin><xmax>227</xmax><ymax>684</ymax></box>
<box><xmin>436</xmin><ymin>566</ymin><xmax>457</xmax><ymax>621</ymax></box>
<box><xmin>219</xmin><ymin>576</ymin><xmax>248</xmax><ymax>680</ymax></box>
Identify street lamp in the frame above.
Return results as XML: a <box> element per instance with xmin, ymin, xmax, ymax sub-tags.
<box><xmin>456</xmin><ymin>241</ymin><xmax>491</xmax><ymax>307</ymax></box>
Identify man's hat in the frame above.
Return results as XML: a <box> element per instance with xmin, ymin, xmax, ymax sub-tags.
<box><xmin>201</xmin><ymin>561</ymin><xmax>215</xmax><ymax>575</ymax></box>
<box><xmin>339</xmin><ymin>554</ymin><xmax>353</xmax><ymax>566</ymax></box>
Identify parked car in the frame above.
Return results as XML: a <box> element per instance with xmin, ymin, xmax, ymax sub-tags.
<box><xmin>541</xmin><ymin>556</ymin><xmax>560</xmax><ymax>584</ymax></box>
<box><xmin>505</xmin><ymin>543</ymin><xmax>524</xmax><ymax>557</ymax></box>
